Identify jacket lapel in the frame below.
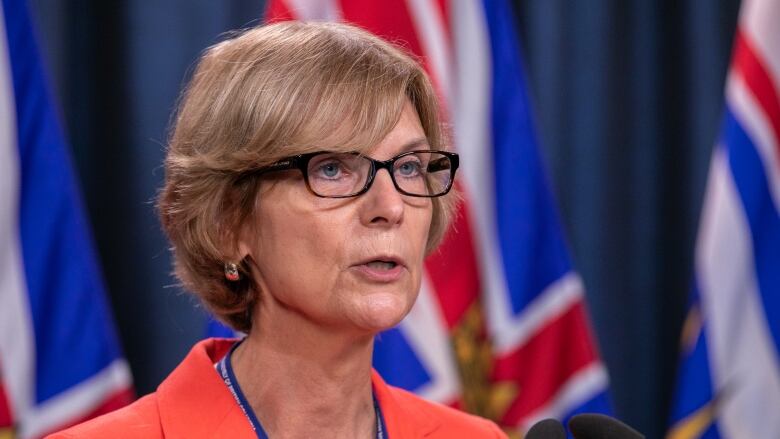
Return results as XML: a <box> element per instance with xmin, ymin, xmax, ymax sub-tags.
<box><xmin>371</xmin><ymin>370</ymin><xmax>441</xmax><ymax>438</ymax></box>
<box><xmin>156</xmin><ymin>338</ymin><xmax>257</xmax><ymax>438</ymax></box>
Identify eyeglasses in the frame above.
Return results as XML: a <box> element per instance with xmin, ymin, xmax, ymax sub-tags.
<box><xmin>255</xmin><ymin>150</ymin><xmax>459</xmax><ymax>198</ymax></box>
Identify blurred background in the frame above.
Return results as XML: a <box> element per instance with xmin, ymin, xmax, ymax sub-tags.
<box><xmin>25</xmin><ymin>0</ymin><xmax>742</xmax><ymax>437</ymax></box>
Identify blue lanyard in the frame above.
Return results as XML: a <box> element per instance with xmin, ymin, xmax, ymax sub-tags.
<box><xmin>217</xmin><ymin>342</ymin><xmax>387</xmax><ymax>439</ymax></box>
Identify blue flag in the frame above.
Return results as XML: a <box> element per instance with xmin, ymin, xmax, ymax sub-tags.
<box><xmin>668</xmin><ymin>1</ymin><xmax>780</xmax><ymax>437</ymax></box>
<box><xmin>0</xmin><ymin>0</ymin><xmax>132</xmax><ymax>436</ymax></box>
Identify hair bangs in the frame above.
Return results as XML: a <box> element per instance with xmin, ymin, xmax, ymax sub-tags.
<box><xmin>270</xmin><ymin>52</ymin><xmax>413</xmax><ymax>157</ymax></box>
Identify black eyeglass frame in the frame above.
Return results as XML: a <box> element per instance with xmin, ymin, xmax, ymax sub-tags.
<box><xmin>254</xmin><ymin>150</ymin><xmax>459</xmax><ymax>198</ymax></box>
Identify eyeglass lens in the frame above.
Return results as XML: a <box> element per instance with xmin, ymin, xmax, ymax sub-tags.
<box><xmin>306</xmin><ymin>152</ymin><xmax>452</xmax><ymax>197</ymax></box>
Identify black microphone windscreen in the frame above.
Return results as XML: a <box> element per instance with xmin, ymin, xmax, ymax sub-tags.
<box><xmin>525</xmin><ymin>418</ymin><xmax>566</xmax><ymax>439</ymax></box>
<box><xmin>568</xmin><ymin>413</ymin><xmax>644</xmax><ymax>439</ymax></box>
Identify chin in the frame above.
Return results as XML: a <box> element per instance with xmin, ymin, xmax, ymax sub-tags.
<box><xmin>352</xmin><ymin>291</ymin><xmax>413</xmax><ymax>333</ymax></box>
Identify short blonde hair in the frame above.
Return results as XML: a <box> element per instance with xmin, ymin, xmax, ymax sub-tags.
<box><xmin>158</xmin><ymin>21</ymin><xmax>457</xmax><ymax>332</ymax></box>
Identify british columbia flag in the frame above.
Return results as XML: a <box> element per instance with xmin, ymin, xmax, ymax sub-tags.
<box><xmin>667</xmin><ymin>0</ymin><xmax>780</xmax><ymax>437</ymax></box>
<box><xmin>0</xmin><ymin>0</ymin><xmax>132</xmax><ymax>437</ymax></box>
<box><xmin>260</xmin><ymin>0</ymin><xmax>612</xmax><ymax>434</ymax></box>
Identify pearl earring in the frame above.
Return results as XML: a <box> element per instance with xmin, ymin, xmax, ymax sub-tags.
<box><xmin>224</xmin><ymin>262</ymin><xmax>240</xmax><ymax>281</ymax></box>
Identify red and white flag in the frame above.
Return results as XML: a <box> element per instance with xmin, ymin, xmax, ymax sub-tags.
<box><xmin>668</xmin><ymin>0</ymin><xmax>780</xmax><ymax>437</ymax></box>
<box><xmin>264</xmin><ymin>0</ymin><xmax>611</xmax><ymax>434</ymax></box>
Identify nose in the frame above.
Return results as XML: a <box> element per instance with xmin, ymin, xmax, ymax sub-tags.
<box><xmin>359</xmin><ymin>168</ymin><xmax>404</xmax><ymax>227</ymax></box>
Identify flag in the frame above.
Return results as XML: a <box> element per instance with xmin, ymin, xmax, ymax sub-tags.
<box><xmin>208</xmin><ymin>0</ymin><xmax>615</xmax><ymax>434</ymax></box>
<box><xmin>261</xmin><ymin>0</ymin><xmax>612</xmax><ymax>433</ymax></box>
<box><xmin>1</xmin><ymin>366</ymin><xmax>14</xmax><ymax>437</ymax></box>
<box><xmin>667</xmin><ymin>0</ymin><xmax>780</xmax><ymax>438</ymax></box>
<box><xmin>0</xmin><ymin>0</ymin><xmax>133</xmax><ymax>437</ymax></box>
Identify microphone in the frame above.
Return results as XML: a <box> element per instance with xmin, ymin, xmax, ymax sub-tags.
<box><xmin>525</xmin><ymin>418</ymin><xmax>566</xmax><ymax>439</ymax></box>
<box><xmin>568</xmin><ymin>413</ymin><xmax>644</xmax><ymax>439</ymax></box>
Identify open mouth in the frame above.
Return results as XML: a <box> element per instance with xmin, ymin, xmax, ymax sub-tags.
<box><xmin>364</xmin><ymin>260</ymin><xmax>399</xmax><ymax>270</ymax></box>
<box><xmin>353</xmin><ymin>257</ymin><xmax>404</xmax><ymax>281</ymax></box>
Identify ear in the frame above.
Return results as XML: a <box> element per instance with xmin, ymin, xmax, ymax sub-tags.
<box><xmin>218</xmin><ymin>214</ymin><xmax>253</xmax><ymax>264</ymax></box>
<box><xmin>236</xmin><ymin>236</ymin><xmax>253</xmax><ymax>262</ymax></box>
<box><xmin>233</xmin><ymin>217</ymin><xmax>259</xmax><ymax>264</ymax></box>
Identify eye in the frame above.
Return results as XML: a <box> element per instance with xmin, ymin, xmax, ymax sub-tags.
<box><xmin>396</xmin><ymin>156</ymin><xmax>424</xmax><ymax>177</ymax></box>
<box><xmin>317</xmin><ymin>162</ymin><xmax>342</xmax><ymax>178</ymax></box>
<box><xmin>309</xmin><ymin>153</ymin><xmax>353</xmax><ymax>180</ymax></box>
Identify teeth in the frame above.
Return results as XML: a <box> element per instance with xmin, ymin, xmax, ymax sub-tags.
<box><xmin>366</xmin><ymin>261</ymin><xmax>396</xmax><ymax>270</ymax></box>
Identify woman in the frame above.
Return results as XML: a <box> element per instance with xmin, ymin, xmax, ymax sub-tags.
<box><xmin>51</xmin><ymin>21</ymin><xmax>507</xmax><ymax>438</ymax></box>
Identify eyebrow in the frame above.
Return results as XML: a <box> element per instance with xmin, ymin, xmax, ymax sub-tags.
<box><xmin>353</xmin><ymin>137</ymin><xmax>431</xmax><ymax>160</ymax></box>
<box><xmin>399</xmin><ymin>138</ymin><xmax>430</xmax><ymax>153</ymax></box>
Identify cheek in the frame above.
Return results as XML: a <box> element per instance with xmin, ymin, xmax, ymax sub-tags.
<box><xmin>253</xmin><ymin>207</ymin><xmax>348</xmax><ymax>293</ymax></box>
<box><xmin>412</xmin><ymin>202</ymin><xmax>434</xmax><ymax>256</ymax></box>
<box><xmin>398</xmin><ymin>203</ymin><xmax>433</xmax><ymax>296</ymax></box>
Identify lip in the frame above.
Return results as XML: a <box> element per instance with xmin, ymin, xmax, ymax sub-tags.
<box><xmin>350</xmin><ymin>255</ymin><xmax>407</xmax><ymax>283</ymax></box>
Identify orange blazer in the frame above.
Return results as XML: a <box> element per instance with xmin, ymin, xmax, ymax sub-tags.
<box><xmin>48</xmin><ymin>338</ymin><xmax>507</xmax><ymax>438</ymax></box>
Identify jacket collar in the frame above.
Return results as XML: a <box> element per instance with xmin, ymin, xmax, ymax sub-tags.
<box><xmin>371</xmin><ymin>370</ymin><xmax>442</xmax><ymax>437</ymax></box>
<box><xmin>156</xmin><ymin>338</ymin><xmax>442</xmax><ymax>438</ymax></box>
<box><xmin>156</xmin><ymin>338</ymin><xmax>256</xmax><ymax>438</ymax></box>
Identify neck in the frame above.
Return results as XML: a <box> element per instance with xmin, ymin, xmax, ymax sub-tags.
<box><xmin>230</xmin><ymin>306</ymin><xmax>377</xmax><ymax>439</ymax></box>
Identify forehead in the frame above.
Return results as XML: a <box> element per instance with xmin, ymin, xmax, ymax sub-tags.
<box><xmin>363</xmin><ymin>102</ymin><xmax>428</xmax><ymax>159</ymax></box>
<box><xmin>278</xmin><ymin>93</ymin><xmax>428</xmax><ymax>159</ymax></box>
